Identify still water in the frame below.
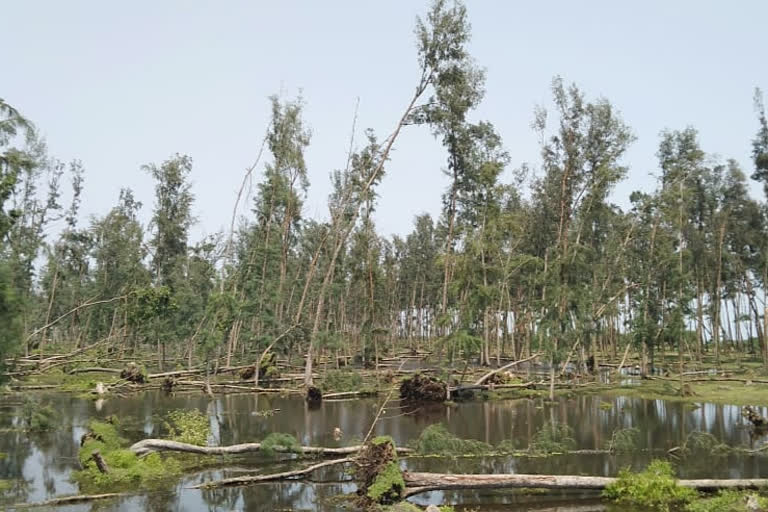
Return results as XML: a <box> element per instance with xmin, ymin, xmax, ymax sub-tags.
<box><xmin>1</xmin><ymin>390</ymin><xmax>766</xmax><ymax>511</ymax></box>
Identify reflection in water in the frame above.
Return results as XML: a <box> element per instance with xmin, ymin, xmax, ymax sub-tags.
<box><xmin>0</xmin><ymin>391</ymin><xmax>767</xmax><ymax>511</ymax></box>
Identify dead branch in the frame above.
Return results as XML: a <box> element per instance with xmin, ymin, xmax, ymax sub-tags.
<box><xmin>25</xmin><ymin>296</ymin><xmax>127</xmax><ymax>343</ymax></box>
<box><xmin>191</xmin><ymin>457</ymin><xmax>355</xmax><ymax>489</ymax></box>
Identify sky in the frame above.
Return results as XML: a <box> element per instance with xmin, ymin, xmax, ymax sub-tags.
<box><xmin>2</xmin><ymin>1</ymin><xmax>767</xmax><ymax>242</ymax></box>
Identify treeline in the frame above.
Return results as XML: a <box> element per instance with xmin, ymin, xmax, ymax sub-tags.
<box><xmin>1</xmin><ymin>0</ymin><xmax>768</xmax><ymax>383</ymax></box>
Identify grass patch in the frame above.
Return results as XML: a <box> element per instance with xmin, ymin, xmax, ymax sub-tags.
<box><xmin>597</xmin><ymin>380</ymin><xmax>768</xmax><ymax>406</ymax></box>
<box><xmin>686</xmin><ymin>490</ymin><xmax>768</xmax><ymax>512</ymax></box>
<box><xmin>163</xmin><ymin>409</ymin><xmax>209</xmax><ymax>446</ymax></box>
<box><xmin>19</xmin><ymin>369</ymin><xmax>120</xmax><ymax>393</ymax></box>
<box><xmin>603</xmin><ymin>460</ymin><xmax>697</xmax><ymax>511</ymax></box>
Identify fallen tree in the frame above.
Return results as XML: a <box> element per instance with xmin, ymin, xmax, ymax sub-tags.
<box><xmin>400</xmin><ymin>472</ymin><xmax>768</xmax><ymax>498</ymax></box>
<box><xmin>129</xmin><ymin>438</ymin><xmax>412</xmax><ymax>457</ymax></box>
<box><xmin>474</xmin><ymin>353</ymin><xmax>540</xmax><ymax>386</ymax></box>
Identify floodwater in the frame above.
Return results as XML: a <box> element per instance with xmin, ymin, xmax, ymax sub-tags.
<box><xmin>1</xmin><ymin>389</ymin><xmax>767</xmax><ymax>511</ymax></box>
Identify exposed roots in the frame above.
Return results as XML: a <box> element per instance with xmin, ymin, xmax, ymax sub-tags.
<box><xmin>119</xmin><ymin>363</ymin><xmax>147</xmax><ymax>384</ymax></box>
<box><xmin>743</xmin><ymin>406</ymin><xmax>768</xmax><ymax>428</ymax></box>
<box><xmin>306</xmin><ymin>386</ymin><xmax>323</xmax><ymax>406</ymax></box>
<box><xmin>355</xmin><ymin>436</ymin><xmax>404</xmax><ymax>507</ymax></box>
<box><xmin>399</xmin><ymin>374</ymin><xmax>446</xmax><ymax>402</ymax></box>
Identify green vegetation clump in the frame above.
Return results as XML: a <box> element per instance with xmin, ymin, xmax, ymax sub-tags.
<box><xmin>680</xmin><ymin>431</ymin><xmax>731</xmax><ymax>457</ymax></box>
<box><xmin>321</xmin><ymin>369</ymin><xmax>364</xmax><ymax>392</ymax></box>
<box><xmin>529</xmin><ymin>422</ymin><xmax>576</xmax><ymax>454</ymax></box>
<box><xmin>497</xmin><ymin>439</ymin><xmax>520</xmax><ymax>453</ymax></box>
<box><xmin>21</xmin><ymin>397</ymin><xmax>57</xmax><ymax>432</ymax></box>
<box><xmin>603</xmin><ymin>460</ymin><xmax>697</xmax><ymax>511</ymax></box>
<box><xmin>261</xmin><ymin>432</ymin><xmax>301</xmax><ymax>456</ymax></box>
<box><xmin>606</xmin><ymin>427</ymin><xmax>640</xmax><ymax>453</ymax></box>
<box><xmin>0</xmin><ymin>479</ymin><xmax>11</xmax><ymax>492</ymax></box>
<box><xmin>366</xmin><ymin>461</ymin><xmax>405</xmax><ymax>504</ymax></box>
<box><xmin>412</xmin><ymin>423</ymin><xmax>492</xmax><ymax>455</ymax></box>
<box><xmin>686</xmin><ymin>490</ymin><xmax>768</xmax><ymax>512</ymax></box>
<box><xmin>356</xmin><ymin>436</ymin><xmax>404</xmax><ymax>507</ymax></box>
<box><xmin>163</xmin><ymin>409</ymin><xmax>210</xmax><ymax>446</ymax></box>
<box><xmin>75</xmin><ymin>420</ymin><xmax>179</xmax><ymax>491</ymax></box>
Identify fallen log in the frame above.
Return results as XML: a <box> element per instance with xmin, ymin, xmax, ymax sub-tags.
<box><xmin>401</xmin><ymin>472</ymin><xmax>768</xmax><ymax>498</ymax></box>
<box><xmin>149</xmin><ymin>369</ymin><xmax>204</xmax><ymax>379</ymax></box>
<box><xmin>323</xmin><ymin>389</ymin><xmax>385</xmax><ymax>399</ymax></box>
<box><xmin>173</xmin><ymin>381</ymin><xmax>300</xmax><ymax>393</ymax></box>
<box><xmin>10</xmin><ymin>492</ymin><xmax>127</xmax><ymax>509</ymax></box>
<box><xmin>474</xmin><ymin>353</ymin><xmax>540</xmax><ymax>386</ymax></box>
<box><xmin>449</xmin><ymin>381</ymin><xmax>538</xmax><ymax>393</ymax></box>
<box><xmin>68</xmin><ymin>367</ymin><xmax>122</xmax><ymax>375</ymax></box>
<box><xmin>129</xmin><ymin>438</ymin><xmax>413</xmax><ymax>457</ymax></box>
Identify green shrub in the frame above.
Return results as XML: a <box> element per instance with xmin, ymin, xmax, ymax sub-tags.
<box><xmin>603</xmin><ymin>460</ymin><xmax>697</xmax><ymax>511</ymax></box>
<box><xmin>680</xmin><ymin>431</ymin><xmax>731</xmax><ymax>457</ymax></box>
<box><xmin>163</xmin><ymin>409</ymin><xmax>210</xmax><ymax>446</ymax></box>
<box><xmin>412</xmin><ymin>423</ymin><xmax>492</xmax><ymax>455</ymax></box>
<box><xmin>606</xmin><ymin>427</ymin><xmax>640</xmax><ymax>453</ymax></box>
<box><xmin>529</xmin><ymin>422</ymin><xmax>576</xmax><ymax>454</ymax></box>
<box><xmin>261</xmin><ymin>432</ymin><xmax>301</xmax><ymax>457</ymax></box>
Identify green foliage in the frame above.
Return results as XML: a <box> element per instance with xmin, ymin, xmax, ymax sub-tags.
<box><xmin>606</xmin><ymin>427</ymin><xmax>640</xmax><ymax>453</ymax></box>
<box><xmin>163</xmin><ymin>409</ymin><xmax>210</xmax><ymax>446</ymax></box>
<box><xmin>366</xmin><ymin>461</ymin><xmax>404</xmax><ymax>504</ymax></box>
<box><xmin>321</xmin><ymin>369</ymin><xmax>364</xmax><ymax>392</ymax></box>
<box><xmin>529</xmin><ymin>422</ymin><xmax>576</xmax><ymax>454</ymax></box>
<box><xmin>21</xmin><ymin>397</ymin><xmax>57</xmax><ymax>432</ymax></box>
<box><xmin>261</xmin><ymin>432</ymin><xmax>301</xmax><ymax>457</ymax></box>
<box><xmin>603</xmin><ymin>460</ymin><xmax>697</xmax><ymax>512</ymax></box>
<box><xmin>680</xmin><ymin>431</ymin><xmax>731</xmax><ymax>457</ymax></box>
<box><xmin>686</xmin><ymin>490</ymin><xmax>768</xmax><ymax>512</ymax></box>
<box><xmin>76</xmin><ymin>420</ymin><xmax>180</xmax><ymax>491</ymax></box>
<box><xmin>412</xmin><ymin>423</ymin><xmax>492</xmax><ymax>455</ymax></box>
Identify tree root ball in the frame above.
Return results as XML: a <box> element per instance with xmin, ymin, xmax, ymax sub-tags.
<box><xmin>355</xmin><ymin>436</ymin><xmax>404</xmax><ymax>507</ymax></box>
<box><xmin>399</xmin><ymin>373</ymin><xmax>447</xmax><ymax>402</ymax></box>
<box><xmin>743</xmin><ymin>406</ymin><xmax>768</xmax><ymax>428</ymax></box>
<box><xmin>119</xmin><ymin>363</ymin><xmax>147</xmax><ymax>384</ymax></box>
<box><xmin>306</xmin><ymin>386</ymin><xmax>323</xmax><ymax>406</ymax></box>
<box><xmin>162</xmin><ymin>376</ymin><xmax>176</xmax><ymax>392</ymax></box>
<box><xmin>239</xmin><ymin>352</ymin><xmax>279</xmax><ymax>381</ymax></box>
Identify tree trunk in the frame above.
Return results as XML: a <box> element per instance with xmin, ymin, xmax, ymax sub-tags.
<box><xmin>402</xmin><ymin>472</ymin><xmax>768</xmax><ymax>498</ymax></box>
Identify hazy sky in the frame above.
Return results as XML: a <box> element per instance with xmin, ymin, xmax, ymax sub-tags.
<box><xmin>3</xmin><ymin>1</ymin><xmax>767</xmax><ymax>241</ymax></box>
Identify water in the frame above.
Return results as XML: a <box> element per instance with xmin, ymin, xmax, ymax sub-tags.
<box><xmin>1</xmin><ymin>390</ymin><xmax>767</xmax><ymax>511</ymax></box>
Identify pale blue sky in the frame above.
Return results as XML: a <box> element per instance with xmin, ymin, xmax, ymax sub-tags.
<box><xmin>2</xmin><ymin>1</ymin><xmax>767</xmax><ymax>241</ymax></box>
